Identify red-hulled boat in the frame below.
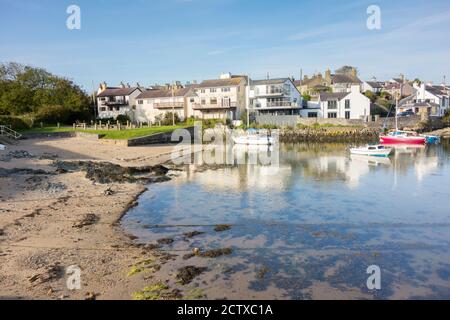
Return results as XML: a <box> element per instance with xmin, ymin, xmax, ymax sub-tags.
<box><xmin>380</xmin><ymin>131</ymin><xmax>426</xmax><ymax>145</ymax></box>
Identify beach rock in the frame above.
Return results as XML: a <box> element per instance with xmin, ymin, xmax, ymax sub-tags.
<box><xmin>0</xmin><ymin>150</ymin><xmax>34</xmax><ymax>162</ymax></box>
<box><xmin>53</xmin><ymin>161</ymin><xmax>171</xmax><ymax>184</ymax></box>
<box><xmin>176</xmin><ymin>266</ymin><xmax>208</xmax><ymax>285</ymax></box>
<box><xmin>214</xmin><ymin>224</ymin><xmax>231</xmax><ymax>232</ymax></box>
<box><xmin>73</xmin><ymin>214</ymin><xmax>99</xmax><ymax>228</ymax></box>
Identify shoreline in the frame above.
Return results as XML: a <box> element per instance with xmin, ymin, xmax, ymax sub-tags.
<box><xmin>0</xmin><ymin>137</ymin><xmax>184</xmax><ymax>300</ymax></box>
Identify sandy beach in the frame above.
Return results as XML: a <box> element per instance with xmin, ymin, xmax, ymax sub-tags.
<box><xmin>0</xmin><ymin>137</ymin><xmax>181</xmax><ymax>300</ymax></box>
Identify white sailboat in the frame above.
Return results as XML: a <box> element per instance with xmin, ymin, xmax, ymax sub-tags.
<box><xmin>350</xmin><ymin>145</ymin><xmax>393</xmax><ymax>157</ymax></box>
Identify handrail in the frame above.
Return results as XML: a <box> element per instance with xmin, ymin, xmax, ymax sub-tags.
<box><xmin>0</xmin><ymin>125</ymin><xmax>22</xmax><ymax>140</ymax></box>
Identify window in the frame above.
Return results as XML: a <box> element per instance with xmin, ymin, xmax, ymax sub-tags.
<box><xmin>201</xmin><ymin>89</ymin><xmax>206</xmax><ymax>93</ymax></box>
<box><xmin>138</xmin><ymin>100</ymin><xmax>143</xmax><ymax>105</ymax></box>
<box><xmin>222</xmin><ymin>87</ymin><xmax>230</xmax><ymax>92</ymax></box>
<box><xmin>100</xmin><ymin>97</ymin><xmax>106</xmax><ymax>101</ymax></box>
<box><xmin>210</xmin><ymin>98</ymin><xmax>218</xmax><ymax>105</ymax></box>
<box><xmin>210</xmin><ymin>88</ymin><xmax>217</xmax><ymax>93</ymax></box>
<box><xmin>308</xmin><ymin>112</ymin><xmax>318</xmax><ymax>118</ymax></box>
<box><xmin>345</xmin><ymin>100</ymin><xmax>350</xmax><ymax>109</ymax></box>
<box><xmin>190</xmin><ymin>98</ymin><xmax>195</xmax><ymax>103</ymax></box>
<box><xmin>201</xmin><ymin>99</ymin><xmax>206</xmax><ymax>105</ymax></box>
<box><xmin>327</xmin><ymin>101</ymin><xmax>337</xmax><ymax>109</ymax></box>
<box><xmin>345</xmin><ymin>111</ymin><xmax>351</xmax><ymax>119</ymax></box>
<box><xmin>328</xmin><ymin>112</ymin><xmax>337</xmax><ymax>118</ymax></box>
<box><xmin>100</xmin><ymin>107</ymin><xmax>106</xmax><ymax>112</ymax></box>
<box><xmin>222</xmin><ymin>98</ymin><xmax>231</xmax><ymax>107</ymax></box>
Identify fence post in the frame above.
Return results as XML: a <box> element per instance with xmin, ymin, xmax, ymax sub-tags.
<box><xmin>83</xmin><ymin>123</ymin><xmax>86</xmax><ymax>130</ymax></box>
<box><xmin>73</xmin><ymin>123</ymin><xmax>76</xmax><ymax>130</ymax></box>
<box><xmin>40</xmin><ymin>122</ymin><xmax>43</xmax><ymax>128</ymax></box>
<box><xmin>57</xmin><ymin>122</ymin><xmax>60</xmax><ymax>129</ymax></box>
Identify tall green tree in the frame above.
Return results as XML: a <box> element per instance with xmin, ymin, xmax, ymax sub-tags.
<box><xmin>0</xmin><ymin>62</ymin><xmax>92</xmax><ymax>123</ymax></box>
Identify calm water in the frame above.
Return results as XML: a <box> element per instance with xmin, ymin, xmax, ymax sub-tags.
<box><xmin>122</xmin><ymin>141</ymin><xmax>450</xmax><ymax>299</ymax></box>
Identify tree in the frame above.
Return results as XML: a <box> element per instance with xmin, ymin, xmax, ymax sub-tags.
<box><xmin>0</xmin><ymin>62</ymin><xmax>92</xmax><ymax>123</ymax></box>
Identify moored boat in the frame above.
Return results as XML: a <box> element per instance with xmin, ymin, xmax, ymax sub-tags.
<box><xmin>350</xmin><ymin>145</ymin><xmax>393</xmax><ymax>157</ymax></box>
<box><xmin>233</xmin><ymin>129</ymin><xmax>274</xmax><ymax>146</ymax></box>
<box><xmin>233</xmin><ymin>134</ymin><xmax>274</xmax><ymax>146</ymax></box>
<box><xmin>380</xmin><ymin>131</ymin><xmax>426</xmax><ymax>145</ymax></box>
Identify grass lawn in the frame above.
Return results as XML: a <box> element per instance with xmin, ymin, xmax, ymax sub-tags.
<box><xmin>21</xmin><ymin>125</ymin><xmax>187</xmax><ymax>140</ymax></box>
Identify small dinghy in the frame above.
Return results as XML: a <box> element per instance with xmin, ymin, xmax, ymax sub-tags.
<box><xmin>0</xmin><ymin>144</ymin><xmax>5</xmax><ymax>151</ymax></box>
<box><xmin>350</xmin><ymin>145</ymin><xmax>393</xmax><ymax>157</ymax></box>
<box><xmin>233</xmin><ymin>129</ymin><xmax>274</xmax><ymax>146</ymax></box>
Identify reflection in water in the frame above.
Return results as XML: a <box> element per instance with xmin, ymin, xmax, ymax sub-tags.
<box><xmin>122</xmin><ymin>141</ymin><xmax>450</xmax><ymax>299</ymax></box>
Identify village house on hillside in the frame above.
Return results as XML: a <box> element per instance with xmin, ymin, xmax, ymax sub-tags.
<box><xmin>300</xmin><ymin>85</ymin><xmax>370</xmax><ymax>119</ymax></box>
<box><xmin>247</xmin><ymin>78</ymin><xmax>302</xmax><ymax>116</ymax></box>
<box><xmin>294</xmin><ymin>66</ymin><xmax>362</xmax><ymax>99</ymax></box>
<box><xmin>96</xmin><ymin>82</ymin><xmax>143</xmax><ymax>120</ymax></box>
<box><xmin>399</xmin><ymin>83</ymin><xmax>450</xmax><ymax>117</ymax></box>
<box><xmin>188</xmin><ymin>73</ymin><xmax>247</xmax><ymax>120</ymax></box>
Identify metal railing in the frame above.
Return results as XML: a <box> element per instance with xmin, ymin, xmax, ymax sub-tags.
<box><xmin>154</xmin><ymin>102</ymin><xmax>185</xmax><ymax>109</ymax></box>
<box><xmin>0</xmin><ymin>125</ymin><xmax>22</xmax><ymax>140</ymax></box>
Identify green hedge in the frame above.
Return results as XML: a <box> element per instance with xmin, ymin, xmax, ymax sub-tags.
<box><xmin>0</xmin><ymin>115</ymin><xmax>34</xmax><ymax>130</ymax></box>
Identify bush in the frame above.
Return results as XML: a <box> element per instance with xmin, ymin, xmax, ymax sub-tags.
<box><xmin>33</xmin><ymin>105</ymin><xmax>71</xmax><ymax>124</ymax></box>
<box><xmin>116</xmin><ymin>114</ymin><xmax>131</xmax><ymax>124</ymax></box>
<box><xmin>0</xmin><ymin>115</ymin><xmax>33</xmax><ymax>129</ymax></box>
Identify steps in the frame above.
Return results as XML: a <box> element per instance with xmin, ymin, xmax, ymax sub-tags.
<box><xmin>0</xmin><ymin>125</ymin><xmax>22</xmax><ymax>145</ymax></box>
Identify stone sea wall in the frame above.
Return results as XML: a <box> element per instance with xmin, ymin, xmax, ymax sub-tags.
<box><xmin>279</xmin><ymin>127</ymin><xmax>380</xmax><ymax>143</ymax></box>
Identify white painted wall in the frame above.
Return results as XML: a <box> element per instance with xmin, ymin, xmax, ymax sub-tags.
<box><xmin>319</xmin><ymin>86</ymin><xmax>370</xmax><ymax>119</ymax></box>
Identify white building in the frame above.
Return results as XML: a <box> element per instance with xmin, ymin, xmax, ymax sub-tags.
<box><xmin>247</xmin><ymin>78</ymin><xmax>302</xmax><ymax>115</ymax></box>
<box><xmin>135</xmin><ymin>86</ymin><xmax>196</xmax><ymax>123</ymax></box>
<box><xmin>399</xmin><ymin>83</ymin><xmax>450</xmax><ymax>117</ymax></box>
<box><xmin>187</xmin><ymin>73</ymin><xmax>247</xmax><ymax>120</ymax></box>
<box><xmin>363</xmin><ymin>81</ymin><xmax>384</xmax><ymax>93</ymax></box>
<box><xmin>97</xmin><ymin>83</ymin><xmax>142</xmax><ymax>120</ymax></box>
<box><xmin>312</xmin><ymin>85</ymin><xmax>370</xmax><ymax>119</ymax></box>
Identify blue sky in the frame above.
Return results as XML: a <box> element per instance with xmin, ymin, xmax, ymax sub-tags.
<box><xmin>1</xmin><ymin>0</ymin><xmax>449</xmax><ymax>92</ymax></box>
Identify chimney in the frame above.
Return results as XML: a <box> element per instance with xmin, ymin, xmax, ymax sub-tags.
<box><xmin>303</xmin><ymin>75</ymin><xmax>308</xmax><ymax>81</ymax></box>
<box><xmin>400</xmin><ymin>74</ymin><xmax>405</xmax><ymax>83</ymax></box>
<box><xmin>351</xmin><ymin>68</ymin><xmax>357</xmax><ymax>79</ymax></box>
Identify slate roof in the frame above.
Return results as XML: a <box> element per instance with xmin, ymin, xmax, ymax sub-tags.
<box><xmin>136</xmin><ymin>87</ymin><xmax>195</xmax><ymax>99</ymax></box>
<box><xmin>366</xmin><ymin>81</ymin><xmax>384</xmax><ymax>88</ymax></box>
<box><xmin>197</xmin><ymin>76</ymin><xmax>246</xmax><ymax>88</ymax></box>
<box><xmin>331</xmin><ymin>74</ymin><xmax>362</xmax><ymax>84</ymax></box>
<box><xmin>319</xmin><ymin>92</ymin><xmax>350</xmax><ymax>101</ymax></box>
<box><xmin>97</xmin><ymin>87</ymin><xmax>140</xmax><ymax>97</ymax></box>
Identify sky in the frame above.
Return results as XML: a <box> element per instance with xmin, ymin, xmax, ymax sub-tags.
<box><xmin>1</xmin><ymin>0</ymin><xmax>449</xmax><ymax>92</ymax></box>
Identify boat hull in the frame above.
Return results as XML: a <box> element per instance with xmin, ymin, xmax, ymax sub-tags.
<box><xmin>350</xmin><ymin>149</ymin><xmax>392</xmax><ymax>157</ymax></box>
<box><xmin>233</xmin><ymin>136</ymin><xmax>274</xmax><ymax>146</ymax></box>
<box><xmin>380</xmin><ymin>136</ymin><xmax>426</xmax><ymax>145</ymax></box>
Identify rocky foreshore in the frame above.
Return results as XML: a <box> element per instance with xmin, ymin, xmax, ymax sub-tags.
<box><xmin>279</xmin><ymin>127</ymin><xmax>380</xmax><ymax>143</ymax></box>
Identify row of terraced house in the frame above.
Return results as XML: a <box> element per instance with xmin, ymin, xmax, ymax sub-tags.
<box><xmin>96</xmin><ymin>69</ymin><xmax>450</xmax><ymax>123</ymax></box>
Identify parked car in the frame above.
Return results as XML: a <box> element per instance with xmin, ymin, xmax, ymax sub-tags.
<box><xmin>398</xmin><ymin>110</ymin><xmax>415</xmax><ymax>117</ymax></box>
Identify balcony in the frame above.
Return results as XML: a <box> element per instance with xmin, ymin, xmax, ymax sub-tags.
<box><xmin>251</xmin><ymin>101</ymin><xmax>300</xmax><ymax>109</ymax></box>
<box><xmin>193</xmin><ymin>102</ymin><xmax>237</xmax><ymax>110</ymax></box>
<box><xmin>252</xmin><ymin>87</ymin><xmax>289</xmax><ymax>97</ymax></box>
<box><xmin>104</xmin><ymin>100</ymin><xmax>128</xmax><ymax>106</ymax></box>
<box><xmin>154</xmin><ymin>102</ymin><xmax>184</xmax><ymax>109</ymax></box>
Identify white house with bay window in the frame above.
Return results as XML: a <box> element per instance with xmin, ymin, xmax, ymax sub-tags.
<box><xmin>247</xmin><ymin>78</ymin><xmax>302</xmax><ymax>115</ymax></box>
<box><xmin>315</xmin><ymin>85</ymin><xmax>370</xmax><ymax>119</ymax></box>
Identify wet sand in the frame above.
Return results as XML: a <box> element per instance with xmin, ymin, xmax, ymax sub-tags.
<box><xmin>0</xmin><ymin>137</ymin><xmax>184</xmax><ymax>300</ymax></box>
